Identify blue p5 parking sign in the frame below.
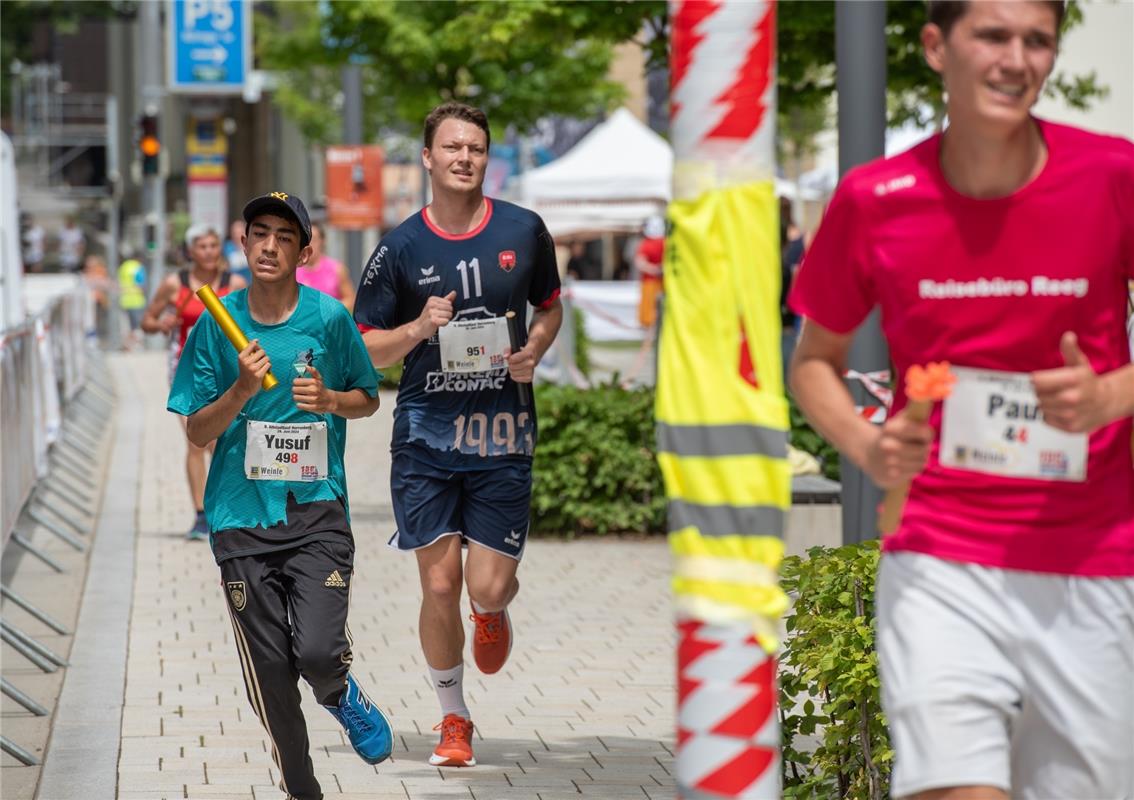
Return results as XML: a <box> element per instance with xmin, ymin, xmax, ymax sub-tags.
<box><xmin>168</xmin><ymin>0</ymin><xmax>251</xmax><ymax>94</ymax></box>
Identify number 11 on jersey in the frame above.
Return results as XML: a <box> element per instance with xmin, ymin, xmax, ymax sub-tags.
<box><xmin>456</xmin><ymin>258</ymin><xmax>482</xmax><ymax>299</ymax></box>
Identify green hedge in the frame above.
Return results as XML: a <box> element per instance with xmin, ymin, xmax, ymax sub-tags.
<box><xmin>531</xmin><ymin>383</ymin><xmax>666</xmax><ymax>536</ymax></box>
<box><xmin>780</xmin><ymin>541</ymin><xmax>892</xmax><ymax>799</ymax></box>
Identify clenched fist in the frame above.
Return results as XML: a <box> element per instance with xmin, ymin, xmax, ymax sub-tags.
<box><xmin>413</xmin><ymin>290</ymin><xmax>458</xmax><ymax>341</ymax></box>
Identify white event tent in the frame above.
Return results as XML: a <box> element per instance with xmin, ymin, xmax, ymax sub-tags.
<box><xmin>523</xmin><ymin>107</ymin><xmax>809</xmax><ymax>238</ymax></box>
<box><xmin>521</xmin><ymin>108</ymin><xmax>672</xmax><ymax>238</ymax></box>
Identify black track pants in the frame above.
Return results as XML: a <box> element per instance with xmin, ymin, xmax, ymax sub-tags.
<box><xmin>219</xmin><ymin>538</ymin><xmax>355</xmax><ymax>800</ymax></box>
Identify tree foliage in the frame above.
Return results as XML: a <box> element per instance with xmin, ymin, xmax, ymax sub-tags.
<box><xmin>256</xmin><ymin>0</ymin><xmax>1105</xmax><ymax>149</ymax></box>
<box><xmin>778</xmin><ymin>0</ymin><xmax>1104</xmax><ymax>133</ymax></box>
<box><xmin>255</xmin><ymin>0</ymin><xmax>665</xmax><ymax>144</ymax></box>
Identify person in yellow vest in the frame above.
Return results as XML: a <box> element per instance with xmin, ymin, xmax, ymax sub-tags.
<box><xmin>118</xmin><ymin>246</ymin><xmax>147</xmax><ymax>350</ymax></box>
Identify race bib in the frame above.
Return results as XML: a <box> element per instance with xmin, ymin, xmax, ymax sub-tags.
<box><xmin>939</xmin><ymin>367</ymin><xmax>1087</xmax><ymax>481</ymax></box>
<box><xmin>438</xmin><ymin>317</ymin><xmax>510</xmax><ymax>374</ymax></box>
<box><xmin>244</xmin><ymin>420</ymin><xmax>329</xmax><ymax>482</ymax></box>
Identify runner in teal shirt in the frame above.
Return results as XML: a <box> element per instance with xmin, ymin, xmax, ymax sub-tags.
<box><xmin>169</xmin><ymin>283</ymin><xmax>376</xmax><ymax>538</ymax></box>
<box><xmin>165</xmin><ymin>192</ymin><xmax>392</xmax><ymax>800</ymax></box>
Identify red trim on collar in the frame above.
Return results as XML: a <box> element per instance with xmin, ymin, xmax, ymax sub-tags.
<box><xmin>422</xmin><ymin>198</ymin><xmax>493</xmax><ymax>241</ymax></box>
<box><xmin>537</xmin><ymin>288</ymin><xmax>561</xmax><ymax>311</ymax></box>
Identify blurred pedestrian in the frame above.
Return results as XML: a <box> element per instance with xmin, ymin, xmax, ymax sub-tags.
<box><xmin>789</xmin><ymin>2</ymin><xmax>1134</xmax><ymax>798</ymax></box>
<box><xmin>780</xmin><ymin>196</ymin><xmax>805</xmax><ymax>377</ymax></box>
<box><xmin>296</xmin><ymin>221</ymin><xmax>356</xmax><ymax>312</ymax></box>
<box><xmin>635</xmin><ymin>215</ymin><xmax>665</xmax><ymax>328</ymax></box>
<box><xmin>82</xmin><ymin>254</ymin><xmax>112</xmax><ymax>340</ymax></box>
<box><xmin>117</xmin><ymin>245</ymin><xmax>147</xmax><ymax>350</ymax></box>
<box><xmin>58</xmin><ymin>215</ymin><xmax>86</xmax><ymax>272</ymax></box>
<box><xmin>167</xmin><ymin>191</ymin><xmax>391</xmax><ymax>798</ymax></box>
<box><xmin>355</xmin><ymin>101</ymin><xmax>562</xmax><ymax>768</ymax></box>
<box><xmin>141</xmin><ymin>223</ymin><xmax>247</xmax><ymax>539</ymax></box>
<box><xmin>21</xmin><ymin>213</ymin><xmax>45</xmax><ymax>272</ymax></box>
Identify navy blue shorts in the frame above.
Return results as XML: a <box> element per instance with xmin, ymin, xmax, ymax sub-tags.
<box><xmin>389</xmin><ymin>450</ymin><xmax>532</xmax><ymax>560</ymax></box>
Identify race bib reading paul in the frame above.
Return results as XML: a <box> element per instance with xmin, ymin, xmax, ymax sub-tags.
<box><xmin>244</xmin><ymin>420</ymin><xmax>329</xmax><ymax>482</ymax></box>
<box><xmin>939</xmin><ymin>367</ymin><xmax>1087</xmax><ymax>482</ymax></box>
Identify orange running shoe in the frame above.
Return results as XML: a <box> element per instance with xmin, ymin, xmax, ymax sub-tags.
<box><xmin>470</xmin><ymin>608</ymin><xmax>512</xmax><ymax>674</ymax></box>
<box><xmin>429</xmin><ymin>713</ymin><xmax>476</xmax><ymax>767</ymax></box>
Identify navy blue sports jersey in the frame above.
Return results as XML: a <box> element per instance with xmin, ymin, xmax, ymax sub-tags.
<box><xmin>355</xmin><ymin>198</ymin><xmax>560</xmax><ymax>471</ymax></box>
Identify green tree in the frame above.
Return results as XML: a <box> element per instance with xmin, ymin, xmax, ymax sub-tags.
<box><xmin>257</xmin><ymin>0</ymin><xmax>1104</xmax><ymax>153</ymax></box>
<box><xmin>255</xmin><ymin>0</ymin><xmax>666</xmax><ymax>144</ymax></box>
<box><xmin>778</xmin><ymin>0</ymin><xmax>1105</xmax><ymax>133</ymax></box>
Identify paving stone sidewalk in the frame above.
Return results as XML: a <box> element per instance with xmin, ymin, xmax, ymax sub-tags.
<box><xmin>111</xmin><ymin>351</ymin><xmax>675</xmax><ymax>800</ymax></box>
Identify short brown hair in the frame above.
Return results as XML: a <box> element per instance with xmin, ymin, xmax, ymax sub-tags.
<box><xmin>423</xmin><ymin>102</ymin><xmax>490</xmax><ymax>150</ymax></box>
<box><xmin>927</xmin><ymin>1</ymin><xmax>1065</xmax><ymax>37</ymax></box>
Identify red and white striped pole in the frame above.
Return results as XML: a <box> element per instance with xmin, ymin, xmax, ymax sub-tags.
<box><xmin>664</xmin><ymin>2</ymin><xmax>785</xmax><ymax>798</ymax></box>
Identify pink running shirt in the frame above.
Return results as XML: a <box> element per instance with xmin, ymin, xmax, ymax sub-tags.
<box><xmin>296</xmin><ymin>255</ymin><xmax>344</xmax><ymax>299</ymax></box>
<box><xmin>789</xmin><ymin>119</ymin><xmax>1134</xmax><ymax>576</ymax></box>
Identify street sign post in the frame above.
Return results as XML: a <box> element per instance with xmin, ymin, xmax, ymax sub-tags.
<box><xmin>167</xmin><ymin>0</ymin><xmax>251</xmax><ymax>95</ymax></box>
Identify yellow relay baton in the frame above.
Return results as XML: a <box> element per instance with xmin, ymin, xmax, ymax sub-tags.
<box><xmin>195</xmin><ymin>284</ymin><xmax>279</xmax><ymax>391</ymax></box>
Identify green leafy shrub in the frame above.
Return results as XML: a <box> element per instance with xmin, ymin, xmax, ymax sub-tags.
<box><xmin>780</xmin><ymin>541</ymin><xmax>892</xmax><ymax>799</ymax></box>
<box><xmin>531</xmin><ymin>382</ymin><xmax>665</xmax><ymax>535</ymax></box>
<box><xmin>788</xmin><ymin>392</ymin><xmax>841</xmax><ymax>481</ymax></box>
<box><xmin>379</xmin><ymin>360</ymin><xmax>403</xmax><ymax>389</ymax></box>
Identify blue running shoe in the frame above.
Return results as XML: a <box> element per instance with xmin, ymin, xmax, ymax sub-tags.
<box><xmin>186</xmin><ymin>512</ymin><xmax>208</xmax><ymax>541</ymax></box>
<box><xmin>324</xmin><ymin>674</ymin><xmax>393</xmax><ymax>765</ymax></box>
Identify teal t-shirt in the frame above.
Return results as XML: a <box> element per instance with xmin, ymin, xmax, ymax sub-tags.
<box><xmin>167</xmin><ymin>286</ymin><xmax>379</xmax><ymax>534</ymax></box>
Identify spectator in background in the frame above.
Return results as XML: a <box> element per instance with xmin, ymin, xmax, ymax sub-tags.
<box><xmin>780</xmin><ymin>196</ymin><xmax>805</xmax><ymax>376</ymax></box>
<box><xmin>21</xmin><ymin>213</ymin><xmax>45</xmax><ymax>272</ymax></box>
<box><xmin>118</xmin><ymin>245</ymin><xmax>147</xmax><ymax>350</ymax></box>
<box><xmin>58</xmin><ymin>215</ymin><xmax>86</xmax><ymax>272</ymax></box>
<box><xmin>296</xmin><ymin>221</ymin><xmax>356</xmax><ymax>312</ymax></box>
<box><xmin>635</xmin><ymin>215</ymin><xmax>665</xmax><ymax>328</ymax></box>
<box><xmin>566</xmin><ymin>240</ymin><xmax>599</xmax><ymax>281</ymax></box>
<box><xmin>82</xmin><ymin>254</ymin><xmax>112</xmax><ymax>340</ymax></box>
<box><xmin>141</xmin><ymin>222</ymin><xmax>247</xmax><ymax>540</ymax></box>
<box><xmin>223</xmin><ymin>218</ymin><xmax>251</xmax><ymax>283</ymax></box>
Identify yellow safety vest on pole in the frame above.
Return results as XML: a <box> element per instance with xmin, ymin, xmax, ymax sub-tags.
<box><xmin>661</xmin><ymin>2</ymin><xmax>788</xmax><ymax>797</ymax></box>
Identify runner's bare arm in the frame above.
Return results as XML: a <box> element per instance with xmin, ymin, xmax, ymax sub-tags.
<box><xmin>185</xmin><ymin>339</ymin><xmax>271</xmax><ymax>447</ymax></box>
<box><xmin>292</xmin><ymin>366</ymin><xmax>380</xmax><ymax>419</ymax></box>
<box><xmin>506</xmin><ymin>297</ymin><xmax>563</xmax><ymax>384</ymax></box>
<box><xmin>361</xmin><ymin>290</ymin><xmax>457</xmax><ymax>367</ymax></box>
<box><xmin>140</xmin><ymin>274</ymin><xmax>179</xmax><ymax>334</ymax></box>
<box><xmin>790</xmin><ymin>319</ymin><xmax>932</xmax><ymax>489</ymax></box>
<box><xmin>1032</xmin><ymin>332</ymin><xmax>1134</xmax><ymax>433</ymax></box>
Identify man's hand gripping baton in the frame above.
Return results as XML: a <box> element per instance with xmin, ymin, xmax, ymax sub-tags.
<box><xmin>196</xmin><ymin>285</ymin><xmax>279</xmax><ymax>391</ymax></box>
<box><xmin>877</xmin><ymin>362</ymin><xmax>955</xmax><ymax>535</ymax></box>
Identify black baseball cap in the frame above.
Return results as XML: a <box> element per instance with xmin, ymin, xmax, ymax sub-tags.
<box><xmin>242</xmin><ymin>191</ymin><xmax>312</xmax><ymax>248</ymax></box>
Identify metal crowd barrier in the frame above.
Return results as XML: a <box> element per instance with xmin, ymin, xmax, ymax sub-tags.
<box><xmin>0</xmin><ymin>279</ymin><xmax>113</xmax><ymax>766</ymax></box>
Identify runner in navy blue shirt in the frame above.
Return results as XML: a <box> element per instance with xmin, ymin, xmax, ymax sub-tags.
<box><xmin>355</xmin><ymin>102</ymin><xmax>562</xmax><ymax>768</ymax></box>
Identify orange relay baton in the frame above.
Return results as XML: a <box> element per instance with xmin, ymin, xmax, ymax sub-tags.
<box><xmin>196</xmin><ymin>285</ymin><xmax>279</xmax><ymax>391</ymax></box>
<box><xmin>877</xmin><ymin>361</ymin><xmax>955</xmax><ymax>535</ymax></box>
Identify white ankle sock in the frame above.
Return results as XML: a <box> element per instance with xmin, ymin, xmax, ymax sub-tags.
<box><xmin>428</xmin><ymin>664</ymin><xmax>470</xmax><ymax>720</ymax></box>
<box><xmin>470</xmin><ymin>600</ymin><xmax>488</xmax><ymax>614</ymax></box>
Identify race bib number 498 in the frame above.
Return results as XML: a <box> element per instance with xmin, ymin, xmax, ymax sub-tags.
<box><xmin>244</xmin><ymin>420</ymin><xmax>329</xmax><ymax>482</ymax></box>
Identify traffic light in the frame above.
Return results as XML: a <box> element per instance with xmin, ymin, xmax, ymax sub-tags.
<box><xmin>139</xmin><ymin>114</ymin><xmax>160</xmax><ymax>176</ymax></box>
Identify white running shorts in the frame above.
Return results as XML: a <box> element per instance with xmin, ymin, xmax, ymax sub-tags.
<box><xmin>876</xmin><ymin>551</ymin><xmax>1134</xmax><ymax>799</ymax></box>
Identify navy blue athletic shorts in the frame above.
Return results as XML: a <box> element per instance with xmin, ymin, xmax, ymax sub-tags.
<box><xmin>389</xmin><ymin>450</ymin><xmax>532</xmax><ymax>560</ymax></box>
